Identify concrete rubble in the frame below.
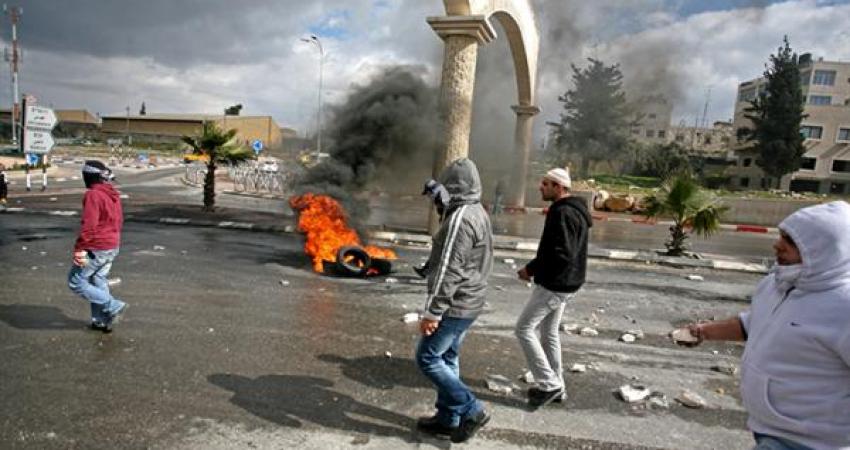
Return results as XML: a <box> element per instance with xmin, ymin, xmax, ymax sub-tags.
<box><xmin>579</xmin><ymin>327</ymin><xmax>599</xmax><ymax>337</ymax></box>
<box><xmin>676</xmin><ymin>390</ymin><xmax>708</xmax><ymax>408</ymax></box>
<box><xmin>618</xmin><ymin>385</ymin><xmax>651</xmax><ymax>403</ymax></box>
<box><xmin>485</xmin><ymin>374</ymin><xmax>520</xmax><ymax>395</ymax></box>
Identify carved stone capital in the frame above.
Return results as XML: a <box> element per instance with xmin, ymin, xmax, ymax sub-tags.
<box><xmin>427</xmin><ymin>15</ymin><xmax>497</xmax><ymax>45</ymax></box>
<box><xmin>511</xmin><ymin>104</ymin><xmax>541</xmax><ymax>117</ymax></box>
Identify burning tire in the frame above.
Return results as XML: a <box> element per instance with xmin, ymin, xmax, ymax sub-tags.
<box><xmin>335</xmin><ymin>246</ymin><xmax>372</xmax><ymax>277</ymax></box>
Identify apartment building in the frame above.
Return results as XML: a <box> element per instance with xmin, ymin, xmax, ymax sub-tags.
<box><xmin>730</xmin><ymin>54</ymin><xmax>850</xmax><ymax>194</ymax></box>
<box><xmin>630</xmin><ymin>95</ymin><xmax>673</xmax><ymax>144</ymax></box>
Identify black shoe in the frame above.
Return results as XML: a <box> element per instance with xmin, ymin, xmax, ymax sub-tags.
<box><xmin>413</xmin><ymin>264</ymin><xmax>428</xmax><ymax>279</ymax></box>
<box><xmin>89</xmin><ymin>321</ymin><xmax>111</xmax><ymax>333</ymax></box>
<box><xmin>416</xmin><ymin>415</ymin><xmax>456</xmax><ymax>439</ymax></box>
<box><xmin>451</xmin><ymin>410</ymin><xmax>490</xmax><ymax>443</ymax></box>
<box><xmin>104</xmin><ymin>303</ymin><xmax>127</xmax><ymax>331</ymax></box>
<box><xmin>528</xmin><ymin>387</ymin><xmax>566</xmax><ymax>409</ymax></box>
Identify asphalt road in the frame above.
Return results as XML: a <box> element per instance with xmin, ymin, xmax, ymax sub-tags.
<box><xmin>0</xmin><ymin>214</ymin><xmax>762</xmax><ymax>449</ymax></box>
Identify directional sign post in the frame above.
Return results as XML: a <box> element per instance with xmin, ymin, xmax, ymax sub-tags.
<box><xmin>25</xmin><ymin>105</ymin><xmax>58</xmax><ymax>130</ymax></box>
<box><xmin>20</xmin><ymin>96</ymin><xmax>59</xmax><ymax>191</ymax></box>
<box><xmin>23</xmin><ymin>129</ymin><xmax>55</xmax><ymax>154</ymax></box>
<box><xmin>252</xmin><ymin>139</ymin><xmax>264</xmax><ymax>155</ymax></box>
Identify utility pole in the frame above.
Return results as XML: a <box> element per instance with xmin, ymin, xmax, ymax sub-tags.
<box><xmin>4</xmin><ymin>4</ymin><xmax>22</xmax><ymax>147</ymax></box>
<box><xmin>700</xmin><ymin>87</ymin><xmax>713</xmax><ymax>129</ymax></box>
<box><xmin>300</xmin><ymin>35</ymin><xmax>324</xmax><ymax>154</ymax></box>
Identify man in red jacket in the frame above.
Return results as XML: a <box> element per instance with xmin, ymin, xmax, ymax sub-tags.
<box><xmin>67</xmin><ymin>160</ymin><xmax>127</xmax><ymax>332</ymax></box>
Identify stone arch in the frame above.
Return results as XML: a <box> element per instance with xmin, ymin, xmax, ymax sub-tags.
<box><xmin>428</xmin><ymin>0</ymin><xmax>540</xmax><ymax>211</ymax></box>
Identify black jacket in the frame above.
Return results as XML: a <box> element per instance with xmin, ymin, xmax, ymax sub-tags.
<box><xmin>525</xmin><ymin>196</ymin><xmax>592</xmax><ymax>293</ymax></box>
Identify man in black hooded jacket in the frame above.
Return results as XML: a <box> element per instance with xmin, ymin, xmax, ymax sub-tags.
<box><xmin>516</xmin><ymin>167</ymin><xmax>592</xmax><ymax>409</ymax></box>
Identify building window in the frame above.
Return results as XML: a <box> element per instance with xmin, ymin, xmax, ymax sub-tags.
<box><xmin>739</xmin><ymin>88</ymin><xmax>757</xmax><ymax>103</ymax></box>
<box><xmin>657</xmin><ymin>130</ymin><xmax>666</xmax><ymax>138</ymax></box>
<box><xmin>704</xmin><ymin>136</ymin><xmax>712</xmax><ymax>145</ymax></box>
<box><xmin>800</xmin><ymin>125</ymin><xmax>823</xmax><ymax>139</ymax></box>
<box><xmin>833</xmin><ymin>160</ymin><xmax>850</xmax><ymax>173</ymax></box>
<box><xmin>740</xmin><ymin>177</ymin><xmax>750</xmax><ymax>188</ymax></box>
<box><xmin>809</xmin><ymin>95</ymin><xmax>832</xmax><ymax>105</ymax></box>
<box><xmin>830</xmin><ymin>183</ymin><xmax>847</xmax><ymax>195</ymax></box>
<box><xmin>675</xmin><ymin>134</ymin><xmax>685</xmax><ymax>142</ymax></box>
<box><xmin>790</xmin><ymin>179</ymin><xmax>821</xmax><ymax>193</ymax></box>
<box><xmin>838</xmin><ymin>128</ymin><xmax>850</xmax><ymax>142</ymax></box>
<box><xmin>743</xmin><ymin>158</ymin><xmax>753</xmax><ymax>167</ymax></box>
<box><xmin>800</xmin><ymin>157</ymin><xmax>816</xmax><ymax>170</ymax></box>
<box><xmin>812</xmin><ymin>70</ymin><xmax>836</xmax><ymax>86</ymax></box>
<box><xmin>646</xmin><ymin>130</ymin><xmax>655</xmax><ymax>138</ymax></box>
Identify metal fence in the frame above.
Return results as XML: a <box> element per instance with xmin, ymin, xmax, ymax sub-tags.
<box><xmin>228</xmin><ymin>164</ymin><xmax>289</xmax><ymax>195</ymax></box>
<box><xmin>185</xmin><ymin>164</ymin><xmax>207</xmax><ymax>185</ymax></box>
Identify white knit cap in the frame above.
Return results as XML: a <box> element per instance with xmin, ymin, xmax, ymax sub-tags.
<box><xmin>544</xmin><ymin>167</ymin><xmax>571</xmax><ymax>189</ymax></box>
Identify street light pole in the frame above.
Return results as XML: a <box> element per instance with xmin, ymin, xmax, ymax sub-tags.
<box><xmin>301</xmin><ymin>35</ymin><xmax>324</xmax><ymax>154</ymax></box>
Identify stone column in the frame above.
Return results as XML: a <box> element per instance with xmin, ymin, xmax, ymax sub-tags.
<box><xmin>426</xmin><ymin>15</ymin><xmax>496</xmax><ymax>233</ymax></box>
<box><xmin>507</xmin><ymin>104</ymin><xmax>540</xmax><ymax>208</ymax></box>
<box><xmin>427</xmin><ymin>15</ymin><xmax>496</xmax><ymax>174</ymax></box>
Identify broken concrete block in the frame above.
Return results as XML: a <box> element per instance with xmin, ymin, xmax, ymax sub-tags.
<box><xmin>153</xmin><ymin>245</ymin><xmax>166</xmax><ymax>251</ymax></box>
<box><xmin>503</xmin><ymin>258</ymin><xmax>515</xmax><ymax>264</ymax></box>
<box><xmin>710</xmin><ymin>364</ymin><xmax>738</xmax><ymax>376</ymax></box>
<box><xmin>485</xmin><ymin>374</ymin><xmax>519</xmax><ymax>395</ymax></box>
<box><xmin>579</xmin><ymin>327</ymin><xmax>599</xmax><ymax>337</ymax></box>
<box><xmin>560</xmin><ymin>323</ymin><xmax>580</xmax><ymax>334</ymax></box>
<box><xmin>675</xmin><ymin>390</ymin><xmax>707</xmax><ymax>408</ymax></box>
<box><xmin>620</xmin><ymin>333</ymin><xmax>636</xmax><ymax>343</ymax></box>
<box><xmin>686</xmin><ymin>275</ymin><xmax>705</xmax><ymax>281</ymax></box>
<box><xmin>519</xmin><ymin>371</ymin><xmax>535</xmax><ymax>384</ymax></box>
<box><xmin>625</xmin><ymin>329</ymin><xmax>645</xmax><ymax>340</ymax></box>
<box><xmin>618</xmin><ymin>385</ymin><xmax>650</xmax><ymax>403</ymax></box>
<box><xmin>647</xmin><ymin>392</ymin><xmax>670</xmax><ymax>409</ymax></box>
<box><xmin>401</xmin><ymin>312</ymin><xmax>420</xmax><ymax>323</ymax></box>
<box><xmin>671</xmin><ymin>328</ymin><xmax>698</xmax><ymax>344</ymax></box>
<box><xmin>569</xmin><ymin>364</ymin><xmax>587</xmax><ymax>373</ymax></box>
<box><xmin>279</xmin><ymin>280</ymin><xmax>290</xmax><ymax>286</ymax></box>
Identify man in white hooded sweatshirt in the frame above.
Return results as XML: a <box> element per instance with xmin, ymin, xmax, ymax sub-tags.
<box><xmin>678</xmin><ymin>201</ymin><xmax>850</xmax><ymax>450</ymax></box>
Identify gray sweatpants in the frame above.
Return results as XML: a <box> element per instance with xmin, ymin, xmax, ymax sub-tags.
<box><xmin>515</xmin><ymin>285</ymin><xmax>575</xmax><ymax>391</ymax></box>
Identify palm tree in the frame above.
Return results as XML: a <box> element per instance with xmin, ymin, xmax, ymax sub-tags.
<box><xmin>643</xmin><ymin>174</ymin><xmax>727</xmax><ymax>256</ymax></box>
<box><xmin>181</xmin><ymin>121</ymin><xmax>253</xmax><ymax>212</ymax></box>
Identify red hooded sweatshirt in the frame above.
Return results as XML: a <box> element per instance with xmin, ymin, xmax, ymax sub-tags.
<box><xmin>74</xmin><ymin>183</ymin><xmax>123</xmax><ymax>252</ymax></box>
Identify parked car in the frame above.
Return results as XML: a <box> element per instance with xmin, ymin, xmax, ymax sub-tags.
<box><xmin>261</xmin><ymin>161</ymin><xmax>279</xmax><ymax>173</ymax></box>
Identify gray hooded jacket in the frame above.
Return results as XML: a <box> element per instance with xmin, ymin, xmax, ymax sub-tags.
<box><xmin>422</xmin><ymin>158</ymin><xmax>493</xmax><ymax>321</ymax></box>
<box><xmin>739</xmin><ymin>201</ymin><xmax>850</xmax><ymax>450</ymax></box>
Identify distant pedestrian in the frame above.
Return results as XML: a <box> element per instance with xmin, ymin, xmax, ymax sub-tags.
<box><xmin>492</xmin><ymin>179</ymin><xmax>505</xmax><ymax>215</ymax></box>
<box><xmin>516</xmin><ymin>167</ymin><xmax>592</xmax><ymax>409</ymax></box>
<box><xmin>675</xmin><ymin>201</ymin><xmax>850</xmax><ymax>450</ymax></box>
<box><xmin>416</xmin><ymin>158</ymin><xmax>493</xmax><ymax>443</ymax></box>
<box><xmin>68</xmin><ymin>160</ymin><xmax>127</xmax><ymax>332</ymax></box>
<box><xmin>0</xmin><ymin>163</ymin><xmax>8</xmax><ymax>206</ymax></box>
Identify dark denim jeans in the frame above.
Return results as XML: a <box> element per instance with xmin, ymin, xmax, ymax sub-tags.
<box><xmin>753</xmin><ymin>433</ymin><xmax>814</xmax><ymax>450</ymax></box>
<box><xmin>68</xmin><ymin>248</ymin><xmax>124</xmax><ymax>324</ymax></box>
<box><xmin>416</xmin><ymin>317</ymin><xmax>482</xmax><ymax>428</ymax></box>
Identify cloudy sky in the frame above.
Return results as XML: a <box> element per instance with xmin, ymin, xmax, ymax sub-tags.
<box><xmin>7</xmin><ymin>0</ymin><xmax>850</xmax><ymax>147</ymax></box>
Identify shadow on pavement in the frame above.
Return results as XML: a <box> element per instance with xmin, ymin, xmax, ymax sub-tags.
<box><xmin>318</xmin><ymin>354</ymin><xmax>527</xmax><ymax>411</ymax></box>
<box><xmin>208</xmin><ymin>373</ymin><xmax>418</xmax><ymax>443</ymax></box>
<box><xmin>0</xmin><ymin>304</ymin><xmax>87</xmax><ymax>330</ymax></box>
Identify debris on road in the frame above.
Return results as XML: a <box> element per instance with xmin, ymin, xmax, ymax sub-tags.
<box><xmin>686</xmin><ymin>275</ymin><xmax>705</xmax><ymax>281</ymax></box>
<box><xmin>384</xmin><ymin>351</ymin><xmax>392</xmax><ymax>358</ymax></box>
<box><xmin>710</xmin><ymin>364</ymin><xmax>738</xmax><ymax>376</ymax></box>
<box><xmin>49</xmin><ymin>197</ymin><xmax>58</xmax><ymax>202</ymax></box>
<box><xmin>384</xmin><ymin>278</ymin><xmax>398</xmax><ymax>284</ymax></box>
<box><xmin>624</xmin><ymin>314</ymin><xmax>637</xmax><ymax>324</ymax></box>
<box><xmin>560</xmin><ymin>323</ymin><xmax>580</xmax><ymax>334</ymax></box>
<box><xmin>153</xmin><ymin>245</ymin><xmax>166</xmax><ymax>251</ymax></box>
<box><xmin>618</xmin><ymin>384</ymin><xmax>651</xmax><ymax>403</ymax></box>
<box><xmin>279</xmin><ymin>280</ymin><xmax>290</xmax><ymax>286</ymax></box>
<box><xmin>569</xmin><ymin>364</ymin><xmax>587</xmax><ymax>373</ymax></box>
<box><xmin>503</xmin><ymin>258</ymin><xmax>515</xmax><ymax>264</ymax></box>
<box><xmin>676</xmin><ymin>390</ymin><xmax>707</xmax><ymax>408</ymax></box>
<box><xmin>401</xmin><ymin>312</ymin><xmax>420</xmax><ymax>323</ymax></box>
<box><xmin>519</xmin><ymin>371</ymin><xmax>535</xmax><ymax>383</ymax></box>
<box><xmin>579</xmin><ymin>327</ymin><xmax>599</xmax><ymax>337</ymax></box>
<box><xmin>625</xmin><ymin>329</ymin><xmax>645</xmax><ymax>340</ymax></box>
<box><xmin>620</xmin><ymin>333</ymin><xmax>636</xmax><ymax>343</ymax></box>
<box><xmin>526</xmin><ymin>282</ymin><xmax>533</xmax><ymax>288</ymax></box>
<box><xmin>21</xmin><ymin>246</ymin><xmax>27</xmax><ymax>251</ymax></box>
<box><xmin>108</xmin><ymin>277</ymin><xmax>122</xmax><ymax>287</ymax></box>
<box><xmin>485</xmin><ymin>374</ymin><xmax>520</xmax><ymax>395</ymax></box>
<box><xmin>647</xmin><ymin>392</ymin><xmax>670</xmax><ymax>409</ymax></box>
<box><xmin>671</xmin><ymin>328</ymin><xmax>698</xmax><ymax>344</ymax></box>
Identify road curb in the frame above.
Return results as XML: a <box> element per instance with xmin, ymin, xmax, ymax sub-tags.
<box><xmin>2</xmin><ymin>207</ymin><xmax>770</xmax><ymax>274</ymax></box>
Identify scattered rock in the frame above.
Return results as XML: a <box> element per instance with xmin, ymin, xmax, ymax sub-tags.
<box><xmin>30</xmin><ymin>266</ymin><xmax>38</xmax><ymax>270</ymax></box>
<box><xmin>716</xmin><ymin>388</ymin><xmax>726</xmax><ymax>395</ymax></box>
<box><xmin>579</xmin><ymin>327</ymin><xmax>599</xmax><ymax>337</ymax></box>
<box><xmin>39</xmin><ymin>251</ymin><xmax>47</xmax><ymax>256</ymax></box>
<box><xmin>279</xmin><ymin>280</ymin><xmax>290</xmax><ymax>286</ymax></box>
<box><xmin>596</xmin><ymin>307</ymin><xmax>606</xmax><ymax>314</ymax></box>
<box><xmin>384</xmin><ymin>351</ymin><xmax>392</xmax><ymax>358</ymax></box>
<box><xmin>153</xmin><ymin>245</ymin><xmax>166</xmax><ymax>251</ymax></box>
<box><xmin>560</xmin><ymin>323</ymin><xmax>580</xmax><ymax>334</ymax></box>
<box><xmin>711</xmin><ymin>350</ymin><xmax>719</xmax><ymax>355</ymax></box>
<box><xmin>526</xmin><ymin>283</ymin><xmax>533</xmax><ymax>288</ymax></box>
<box><xmin>675</xmin><ymin>390</ymin><xmax>707</xmax><ymax>408</ymax></box>
<box><xmin>519</xmin><ymin>371</ymin><xmax>535</xmax><ymax>383</ymax></box>
<box><xmin>686</xmin><ymin>275</ymin><xmax>705</xmax><ymax>281</ymax></box>
<box><xmin>485</xmin><ymin>374</ymin><xmax>520</xmax><ymax>395</ymax></box>
<box><xmin>208</xmin><ymin>328</ymin><xmax>215</xmax><ymax>333</ymax></box>
<box><xmin>647</xmin><ymin>392</ymin><xmax>670</xmax><ymax>409</ymax></box>
<box><xmin>503</xmin><ymin>258</ymin><xmax>515</xmax><ymax>264</ymax></box>
<box><xmin>671</xmin><ymin>328</ymin><xmax>698</xmax><ymax>344</ymax></box>
<box><xmin>625</xmin><ymin>329</ymin><xmax>645</xmax><ymax>340</ymax></box>
<box><xmin>569</xmin><ymin>364</ymin><xmax>587</xmax><ymax>373</ymax></box>
<box><xmin>384</xmin><ymin>278</ymin><xmax>398</xmax><ymax>284</ymax></box>
<box><xmin>45</xmin><ymin>432</ymin><xmax>57</xmax><ymax>440</ymax></box>
<box><xmin>710</xmin><ymin>364</ymin><xmax>738</xmax><ymax>376</ymax></box>
<box><xmin>618</xmin><ymin>384</ymin><xmax>651</xmax><ymax>403</ymax></box>
<box><xmin>120</xmin><ymin>194</ymin><xmax>130</xmax><ymax>199</ymax></box>
<box><xmin>620</xmin><ymin>333</ymin><xmax>636</xmax><ymax>343</ymax></box>
<box><xmin>49</xmin><ymin>197</ymin><xmax>58</xmax><ymax>202</ymax></box>
<box><xmin>401</xmin><ymin>312</ymin><xmax>420</xmax><ymax>323</ymax></box>
<box><xmin>107</xmin><ymin>277</ymin><xmax>122</xmax><ymax>287</ymax></box>
<box><xmin>21</xmin><ymin>246</ymin><xmax>27</xmax><ymax>251</ymax></box>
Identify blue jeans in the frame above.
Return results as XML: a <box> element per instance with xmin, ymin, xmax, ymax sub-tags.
<box><xmin>753</xmin><ymin>433</ymin><xmax>814</xmax><ymax>450</ymax></box>
<box><xmin>68</xmin><ymin>248</ymin><xmax>124</xmax><ymax>324</ymax></box>
<box><xmin>416</xmin><ymin>317</ymin><xmax>482</xmax><ymax>428</ymax></box>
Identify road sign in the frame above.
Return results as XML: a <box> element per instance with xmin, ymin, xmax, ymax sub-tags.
<box><xmin>26</xmin><ymin>153</ymin><xmax>40</xmax><ymax>165</ymax></box>
<box><xmin>252</xmin><ymin>139</ymin><xmax>264</xmax><ymax>154</ymax></box>
<box><xmin>25</xmin><ymin>105</ymin><xmax>58</xmax><ymax>131</ymax></box>
<box><xmin>23</xmin><ymin>129</ymin><xmax>55</xmax><ymax>154</ymax></box>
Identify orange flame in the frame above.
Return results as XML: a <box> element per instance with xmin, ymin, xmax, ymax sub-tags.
<box><xmin>289</xmin><ymin>193</ymin><xmax>397</xmax><ymax>272</ymax></box>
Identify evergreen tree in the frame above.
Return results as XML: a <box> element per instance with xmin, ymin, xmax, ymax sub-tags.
<box><xmin>738</xmin><ymin>37</ymin><xmax>807</xmax><ymax>188</ymax></box>
<box><xmin>552</xmin><ymin>58</ymin><xmax>632</xmax><ymax>178</ymax></box>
